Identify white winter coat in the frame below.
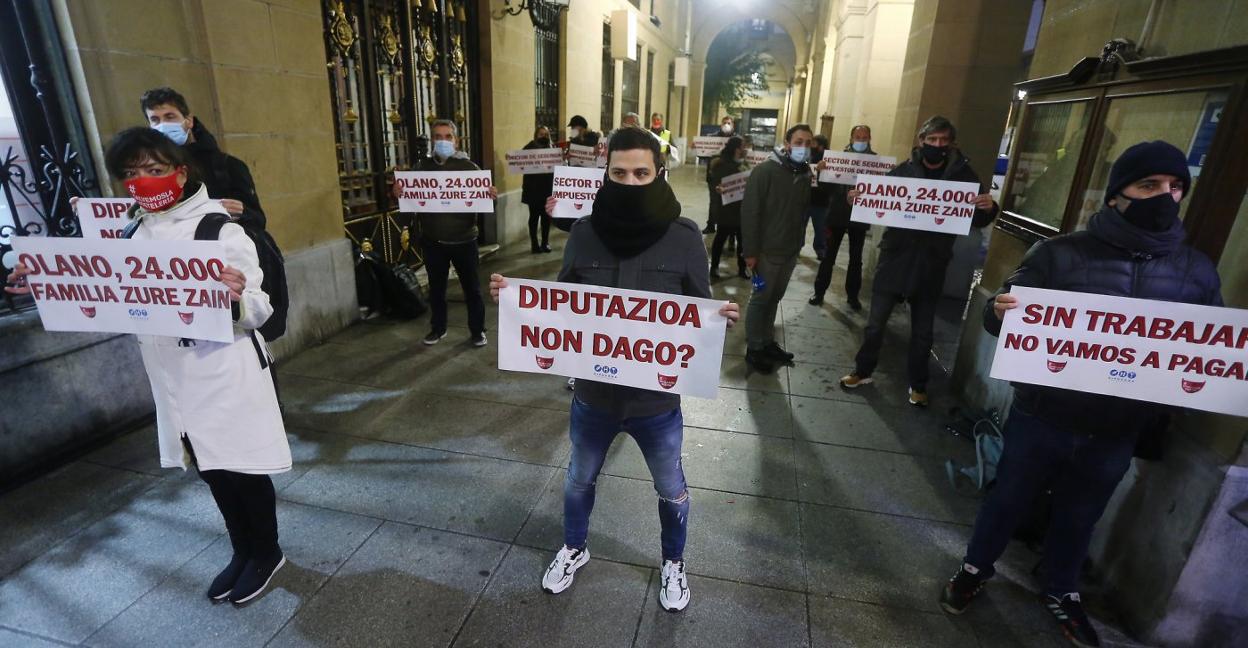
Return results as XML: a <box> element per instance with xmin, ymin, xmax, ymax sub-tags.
<box><xmin>130</xmin><ymin>184</ymin><xmax>291</xmax><ymax>474</ymax></box>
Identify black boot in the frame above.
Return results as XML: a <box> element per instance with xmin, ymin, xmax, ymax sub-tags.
<box><xmin>207</xmin><ymin>530</ymin><xmax>250</xmax><ymax>602</ymax></box>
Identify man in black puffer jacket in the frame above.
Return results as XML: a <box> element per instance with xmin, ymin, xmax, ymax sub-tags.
<box><xmin>939</xmin><ymin>141</ymin><xmax>1222</xmax><ymax>648</ymax></box>
<box><xmin>141</xmin><ymin>87</ymin><xmax>265</xmax><ymax>231</ymax></box>
<box><xmin>840</xmin><ymin>116</ymin><xmax>998</xmax><ymax>405</ymax></box>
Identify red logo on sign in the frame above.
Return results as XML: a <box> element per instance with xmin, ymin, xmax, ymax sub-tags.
<box><xmin>1181</xmin><ymin>379</ymin><xmax>1205</xmax><ymax>393</ymax></box>
<box><xmin>465</xmin><ymin>201</ymin><xmax>473</xmax><ymax>207</ymax></box>
<box><xmin>934</xmin><ymin>218</ymin><xmax>946</xmax><ymax>225</ymax></box>
<box><xmin>80</xmin><ymin>306</ymin><xmax>97</xmax><ymax>318</ymax></box>
<box><xmin>875</xmin><ymin>211</ymin><xmax>886</xmax><ymax>218</ymax></box>
<box><xmin>535</xmin><ymin>356</ymin><xmax>554</xmax><ymax>370</ymax></box>
<box><xmin>657</xmin><ymin>374</ymin><xmax>678</xmax><ymax>390</ymax></box>
<box><xmin>574</xmin><ymin>203</ymin><xmax>584</xmax><ymax>210</ymax></box>
<box><xmin>418</xmin><ymin>201</ymin><xmax>426</xmax><ymax>206</ymax></box>
<box><xmin>178</xmin><ymin>311</ymin><xmax>195</xmax><ymax>325</ymax></box>
<box><xmin>1046</xmin><ymin>359</ymin><xmax>1067</xmax><ymax>373</ymax></box>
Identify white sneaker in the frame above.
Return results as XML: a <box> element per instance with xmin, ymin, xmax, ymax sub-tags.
<box><xmin>658</xmin><ymin>560</ymin><xmax>690</xmax><ymax>612</ymax></box>
<box><xmin>541</xmin><ymin>545</ymin><xmax>589</xmax><ymax>594</ymax></box>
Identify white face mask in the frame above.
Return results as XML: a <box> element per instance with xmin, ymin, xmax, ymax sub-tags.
<box><xmin>569</xmin><ymin>127</ymin><xmax>581</xmax><ymax>139</ymax></box>
<box><xmin>721</xmin><ymin>123</ymin><xmax>733</xmax><ymax>134</ymax></box>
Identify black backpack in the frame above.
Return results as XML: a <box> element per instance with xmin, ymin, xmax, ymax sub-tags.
<box><xmin>354</xmin><ymin>249</ymin><xmax>428</xmax><ymax>319</ymax></box>
<box><xmin>123</xmin><ymin>212</ymin><xmax>289</xmax><ymax>341</ymax></box>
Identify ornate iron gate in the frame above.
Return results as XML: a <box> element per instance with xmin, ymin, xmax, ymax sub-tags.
<box><xmin>322</xmin><ymin>0</ymin><xmax>481</xmax><ymax>267</ymax></box>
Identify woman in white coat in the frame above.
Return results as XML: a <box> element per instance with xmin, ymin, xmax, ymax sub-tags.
<box><xmin>8</xmin><ymin>128</ymin><xmax>291</xmax><ymax>605</ymax></box>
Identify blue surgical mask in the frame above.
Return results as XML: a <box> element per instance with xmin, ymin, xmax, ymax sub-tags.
<box><xmin>789</xmin><ymin>146</ymin><xmax>809</xmax><ymax>164</ymax></box>
<box><xmin>851</xmin><ymin>141</ymin><xmax>869</xmax><ymax>153</ymax></box>
<box><xmin>433</xmin><ymin>139</ymin><xmax>455</xmax><ymax>159</ymax></box>
<box><xmin>154</xmin><ymin>121</ymin><xmax>188</xmax><ymax>146</ymax></box>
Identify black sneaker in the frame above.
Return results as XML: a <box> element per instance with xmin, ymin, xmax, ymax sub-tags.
<box><xmin>939</xmin><ymin>564</ymin><xmax>987</xmax><ymax>615</ymax></box>
<box><xmin>422</xmin><ymin>330</ymin><xmax>448</xmax><ymax>346</ymax></box>
<box><xmin>847</xmin><ymin>298</ymin><xmax>863</xmax><ymax>311</ymax></box>
<box><xmin>702</xmin><ymin>226</ymin><xmax>716</xmax><ymax>234</ymax></box>
<box><xmin>206</xmin><ymin>553</ymin><xmax>248</xmax><ymax>602</ymax></box>
<box><xmin>539</xmin><ymin>244</ymin><xmax>553</xmax><ymax>253</ymax></box>
<box><xmin>471</xmin><ymin>332</ymin><xmax>488</xmax><ymax>347</ymax></box>
<box><xmin>808</xmin><ymin>294</ymin><xmax>824</xmax><ymax>306</ymax></box>
<box><xmin>1043</xmin><ymin>592</ymin><xmax>1101</xmax><ymax>648</ymax></box>
<box><xmin>745</xmin><ymin>349</ymin><xmax>776</xmax><ymax>374</ymax></box>
<box><xmin>229</xmin><ymin>551</ymin><xmax>286</xmax><ymax>605</ymax></box>
<box><xmin>764</xmin><ymin>342</ymin><xmax>795</xmax><ymax>362</ymax></box>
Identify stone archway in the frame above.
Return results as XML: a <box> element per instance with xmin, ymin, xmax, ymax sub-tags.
<box><xmin>682</xmin><ymin>1</ymin><xmax>814</xmax><ymax>145</ymax></box>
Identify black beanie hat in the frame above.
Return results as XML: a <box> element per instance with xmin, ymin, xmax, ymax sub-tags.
<box><xmin>568</xmin><ymin>115</ymin><xmax>589</xmax><ymax>129</ymax></box>
<box><xmin>1104</xmin><ymin>140</ymin><xmax>1191</xmax><ymax>205</ymax></box>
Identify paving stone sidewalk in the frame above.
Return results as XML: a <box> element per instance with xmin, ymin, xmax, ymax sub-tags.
<box><xmin>0</xmin><ymin>166</ymin><xmax>1146</xmax><ymax>647</ymax></box>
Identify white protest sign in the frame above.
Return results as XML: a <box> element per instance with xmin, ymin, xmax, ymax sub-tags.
<box><xmin>692</xmin><ymin>136</ymin><xmax>728</xmax><ymax>157</ymax></box>
<box><xmin>497</xmin><ymin>278</ymin><xmax>728</xmax><ymax>399</ymax></box>
<box><xmin>719</xmin><ymin>170</ymin><xmax>751</xmax><ymax>205</ymax></box>
<box><xmin>12</xmin><ymin>236</ymin><xmax>234</xmax><ymax>343</ymax></box>
<box><xmin>567</xmin><ymin>144</ymin><xmax>606</xmax><ymax>168</ymax></box>
<box><xmin>850</xmin><ymin>175</ymin><xmax>980</xmax><ymax>235</ymax></box>
<box><xmin>990</xmin><ymin>287</ymin><xmax>1248</xmax><ymax>417</ymax></box>
<box><xmin>75</xmin><ymin>198</ymin><xmax>133</xmax><ymax>239</ymax></box>
<box><xmin>817</xmin><ymin>150</ymin><xmax>897</xmax><ymax>185</ymax></box>
<box><xmin>745</xmin><ymin>149</ymin><xmax>770</xmax><ymax>167</ymax></box>
<box><xmin>551</xmin><ymin>165</ymin><xmax>604</xmax><ymax>220</ymax></box>
<box><xmin>395</xmin><ymin>170</ymin><xmax>494</xmax><ymax>213</ymax></box>
<box><xmin>505</xmin><ymin>147</ymin><xmax>564</xmax><ymax>174</ymax></box>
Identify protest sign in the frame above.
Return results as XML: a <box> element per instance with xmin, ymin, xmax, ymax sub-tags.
<box><xmin>692</xmin><ymin>136</ymin><xmax>728</xmax><ymax>157</ymax></box>
<box><xmin>395</xmin><ymin>170</ymin><xmax>494</xmax><ymax>213</ymax></box>
<box><xmin>12</xmin><ymin>236</ymin><xmax>234</xmax><ymax>343</ymax></box>
<box><xmin>550</xmin><ymin>165</ymin><xmax>604</xmax><ymax>220</ymax></box>
<box><xmin>849</xmin><ymin>175</ymin><xmax>980</xmax><ymax>235</ymax></box>
<box><xmin>719</xmin><ymin>170</ymin><xmax>750</xmax><ymax>205</ymax></box>
<box><xmin>745</xmin><ymin>149</ymin><xmax>770</xmax><ymax>167</ymax></box>
<box><xmin>991</xmin><ymin>287</ymin><xmax>1248</xmax><ymax>417</ymax></box>
<box><xmin>497</xmin><ymin>278</ymin><xmax>728</xmax><ymax>398</ymax></box>
<box><xmin>567</xmin><ymin>144</ymin><xmax>606</xmax><ymax>168</ymax></box>
<box><xmin>75</xmin><ymin>198</ymin><xmax>134</xmax><ymax>239</ymax></box>
<box><xmin>817</xmin><ymin>150</ymin><xmax>897</xmax><ymax>185</ymax></box>
<box><xmin>505</xmin><ymin>147</ymin><xmax>564</xmax><ymax>174</ymax></box>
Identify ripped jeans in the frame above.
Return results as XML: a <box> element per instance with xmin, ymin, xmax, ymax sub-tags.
<box><xmin>564</xmin><ymin>398</ymin><xmax>689</xmax><ymax>561</ymax></box>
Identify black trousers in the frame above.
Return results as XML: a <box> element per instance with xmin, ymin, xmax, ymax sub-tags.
<box><xmin>709</xmin><ymin>226</ymin><xmax>744</xmax><ymax>275</ymax></box>
<box><xmin>813</xmin><ymin>225</ymin><xmax>867</xmax><ymax>301</ymax></box>
<box><xmin>706</xmin><ymin>187</ymin><xmax>718</xmax><ymax>228</ymax></box>
<box><xmin>423</xmin><ymin>239</ymin><xmax>486</xmax><ymax>336</ymax></box>
<box><xmin>184</xmin><ymin>437</ymin><xmax>280</xmax><ymax>560</ymax></box>
<box><xmin>527</xmin><ymin>202</ymin><xmax>550</xmax><ymax>249</ymax></box>
<box><xmin>853</xmin><ymin>289</ymin><xmax>939</xmax><ymax>390</ymax></box>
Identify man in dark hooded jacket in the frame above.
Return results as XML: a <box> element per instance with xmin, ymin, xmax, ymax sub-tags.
<box><xmin>490</xmin><ymin>127</ymin><xmax>739</xmax><ymax>614</ymax></box>
<box><xmin>140</xmin><ymin>87</ymin><xmax>265</xmax><ymax>230</ymax></box>
<box><xmin>840</xmin><ymin>116</ymin><xmax>998</xmax><ymax>406</ymax></box>
<box><xmin>938</xmin><ymin>141</ymin><xmax>1222</xmax><ymax>648</ymax></box>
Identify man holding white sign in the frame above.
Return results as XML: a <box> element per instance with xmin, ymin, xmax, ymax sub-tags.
<box><xmin>940</xmin><ymin>141</ymin><xmax>1223</xmax><ymax>648</ymax></box>
<box><xmin>490</xmin><ymin>128</ymin><xmax>739</xmax><ymax>613</ymax></box>
<box><xmin>810</xmin><ymin>125</ymin><xmax>882</xmax><ymax>309</ymax></box>
<box><xmin>393</xmin><ymin>119</ymin><xmax>497</xmax><ymax>347</ymax></box>
<box><xmin>841</xmin><ymin>116</ymin><xmax>998</xmax><ymax>406</ymax></box>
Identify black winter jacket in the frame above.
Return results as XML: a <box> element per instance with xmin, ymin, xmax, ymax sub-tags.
<box><xmin>520</xmin><ymin>139</ymin><xmax>555</xmax><ymax>206</ymax></box>
<box><xmin>185</xmin><ymin>119</ymin><xmax>265</xmax><ymax>230</ymax></box>
<box><xmin>826</xmin><ymin>143</ymin><xmax>872</xmax><ymax>231</ymax></box>
<box><xmin>872</xmin><ymin>148</ymin><xmax>997</xmax><ymax>296</ymax></box>
<box><xmin>985</xmin><ymin>207</ymin><xmax>1223</xmax><ymax>439</ymax></box>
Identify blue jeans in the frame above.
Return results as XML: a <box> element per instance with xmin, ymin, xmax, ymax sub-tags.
<box><xmin>564</xmin><ymin>398</ymin><xmax>689</xmax><ymax>561</ymax></box>
<box><xmin>804</xmin><ymin>205</ymin><xmax>827</xmax><ymax>257</ymax></box>
<box><xmin>964</xmin><ymin>405</ymin><xmax>1135</xmax><ymax>594</ymax></box>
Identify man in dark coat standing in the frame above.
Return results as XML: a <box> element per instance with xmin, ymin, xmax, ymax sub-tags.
<box><xmin>839</xmin><ymin>116</ymin><xmax>998</xmax><ymax>406</ymax></box>
<box><xmin>140</xmin><ymin>87</ymin><xmax>266</xmax><ymax>231</ymax></box>
<box><xmin>938</xmin><ymin>141</ymin><xmax>1222</xmax><ymax>648</ymax></box>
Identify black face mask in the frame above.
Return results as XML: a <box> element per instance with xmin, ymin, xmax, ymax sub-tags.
<box><xmin>1118</xmin><ymin>192</ymin><xmax>1181</xmax><ymax>232</ymax></box>
<box><xmin>589</xmin><ymin>176</ymin><xmax>681</xmax><ymax>258</ymax></box>
<box><xmin>921</xmin><ymin>143</ymin><xmax>949</xmax><ymax>165</ymax></box>
<box><xmin>537</xmin><ymin>138</ymin><xmax>551</xmax><ymax>147</ymax></box>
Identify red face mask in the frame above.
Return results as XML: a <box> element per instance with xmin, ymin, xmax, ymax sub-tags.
<box><xmin>124</xmin><ymin>170</ymin><xmax>184</xmax><ymax>211</ymax></box>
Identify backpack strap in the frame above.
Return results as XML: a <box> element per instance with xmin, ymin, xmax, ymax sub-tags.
<box><xmin>194</xmin><ymin>212</ymin><xmax>232</xmax><ymax>240</ymax></box>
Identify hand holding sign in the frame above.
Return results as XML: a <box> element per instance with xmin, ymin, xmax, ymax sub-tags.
<box><xmin>850</xmin><ymin>175</ymin><xmax>981</xmax><ymax>235</ymax></box>
<box><xmin>551</xmin><ymin>166</ymin><xmax>604</xmax><ymax>220</ymax></box>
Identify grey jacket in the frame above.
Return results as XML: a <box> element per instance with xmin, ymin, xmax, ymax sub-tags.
<box><xmin>414</xmin><ymin>151</ymin><xmax>482</xmax><ymax>244</ymax></box>
<box><xmin>557</xmin><ymin>215</ymin><xmax>712</xmax><ymax>418</ymax></box>
<box><xmin>740</xmin><ymin>151</ymin><xmax>812</xmax><ymax>258</ymax></box>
